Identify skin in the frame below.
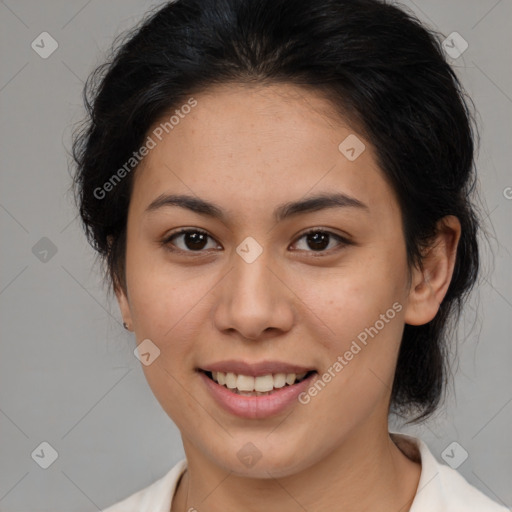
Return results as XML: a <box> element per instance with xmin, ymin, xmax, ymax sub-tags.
<box><xmin>115</xmin><ymin>83</ymin><xmax>461</xmax><ymax>512</ymax></box>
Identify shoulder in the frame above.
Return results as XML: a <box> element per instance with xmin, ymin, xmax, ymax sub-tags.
<box><xmin>102</xmin><ymin>459</ymin><xmax>187</xmax><ymax>512</ymax></box>
<box><xmin>390</xmin><ymin>432</ymin><xmax>509</xmax><ymax>512</ymax></box>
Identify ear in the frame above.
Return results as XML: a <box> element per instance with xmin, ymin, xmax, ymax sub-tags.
<box><xmin>107</xmin><ymin>234</ymin><xmax>134</xmax><ymax>331</ymax></box>
<box><xmin>115</xmin><ymin>281</ymin><xmax>133</xmax><ymax>331</ymax></box>
<box><xmin>404</xmin><ymin>215</ymin><xmax>461</xmax><ymax>326</ymax></box>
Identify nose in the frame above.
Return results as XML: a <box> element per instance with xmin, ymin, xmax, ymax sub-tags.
<box><xmin>212</xmin><ymin>248</ymin><xmax>295</xmax><ymax>341</ymax></box>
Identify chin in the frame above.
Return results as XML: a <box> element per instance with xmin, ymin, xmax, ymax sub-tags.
<box><xmin>202</xmin><ymin>434</ymin><xmax>314</xmax><ymax>479</ymax></box>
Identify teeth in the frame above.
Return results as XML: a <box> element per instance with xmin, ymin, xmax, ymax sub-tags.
<box><xmin>273</xmin><ymin>373</ymin><xmax>287</xmax><ymax>388</ymax></box>
<box><xmin>208</xmin><ymin>370</ymin><xmax>310</xmax><ymax>392</ymax></box>
<box><xmin>285</xmin><ymin>373</ymin><xmax>297</xmax><ymax>385</ymax></box>
<box><xmin>255</xmin><ymin>375</ymin><xmax>274</xmax><ymax>392</ymax></box>
<box><xmin>225</xmin><ymin>372</ymin><xmax>237</xmax><ymax>389</ymax></box>
<box><xmin>237</xmin><ymin>374</ymin><xmax>255</xmax><ymax>391</ymax></box>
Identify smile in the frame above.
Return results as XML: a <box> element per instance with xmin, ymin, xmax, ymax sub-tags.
<box><xmin>198</xmin><ymin>364</ymin><xmax>318</xmax><ymax>419</ymax></box>
<box><xmin>203</xmin><ymin>370</ymin><xmax>314</xmax><ymax>396</ymax></box>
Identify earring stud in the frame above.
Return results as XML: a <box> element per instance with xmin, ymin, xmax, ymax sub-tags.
<box><xmin>123</xmin><ymin>322</ymin><xmax>129</xmax><ymax>330</ymax></box>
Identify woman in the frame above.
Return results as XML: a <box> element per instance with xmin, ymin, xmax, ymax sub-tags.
<box><xmin>72</xmin><ymin>0</ymin><xmax>508</xmax><ymax>510</ymax></box>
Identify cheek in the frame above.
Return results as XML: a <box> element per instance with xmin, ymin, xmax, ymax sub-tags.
<box><xmin>125</xmin><ymin>238</ymin><xmax>202</xmax><ymax>332</ymax></box>
<box><xmin>295</xmin><ymin>251</ymin><xmax>408</xmax><ymax>416</ymax></box>
<box><xmin>126</xmin><ymin>261</ymin><xmax>211</xmax><ymax>425</ymax></box>
<box><xmin>305</xmin><ymin>253</ymin><xmax>407</xmax><ymax>348</ymax></box>
<box><xmin>296</xmin><ymin>266</ymin><xmax>406</xmax><ymax>429</ymax></box>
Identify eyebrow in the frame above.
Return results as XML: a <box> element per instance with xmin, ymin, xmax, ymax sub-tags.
<box><xmin>145</xmin><ymin>192</ymin><xmax>369</xmax><ymax>223</ymax></box>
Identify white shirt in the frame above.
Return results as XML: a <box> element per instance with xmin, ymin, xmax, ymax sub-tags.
<box><xmin>103</xmin><ymin>433</ymin><xmax>508</xmax><ymax>512</ymax></box>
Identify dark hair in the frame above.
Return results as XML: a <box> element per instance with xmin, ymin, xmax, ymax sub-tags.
<box><xmin>72</xmin><ymin>0</ymin><xmax>480</xmax><ymax>422</ymax></box>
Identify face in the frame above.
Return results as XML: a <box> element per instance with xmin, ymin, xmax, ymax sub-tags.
<box><xmin>116</xmin><ymin>83</ymin><xmax>417</xmax><ymax>478</ymax></box>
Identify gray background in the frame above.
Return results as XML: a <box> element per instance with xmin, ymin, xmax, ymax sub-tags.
<box><xmin>0</xmin><ymin>0</ymin><xmax>511</xmax><ymax>510</ymax></box>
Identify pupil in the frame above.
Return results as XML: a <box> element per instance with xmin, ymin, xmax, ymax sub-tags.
<box><xmin>186</xmin><ymin>232</ymin><xmax>207</xmax><ymax>250</ymax></box>
<box><xmin>307</xmin><ymin>232</ymin><xmax>329</xmax><ymax>251</ymax></box>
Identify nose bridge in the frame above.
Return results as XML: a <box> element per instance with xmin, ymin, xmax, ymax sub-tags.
<box><xmin>213</xmin><ymin>238</ymin><xmax>294</xmax><ymax>339</ymax></box>
<box><xmin>231</xmin><ymin>239</ymin><xmax>277</xmax><ymax>310</ymax></box>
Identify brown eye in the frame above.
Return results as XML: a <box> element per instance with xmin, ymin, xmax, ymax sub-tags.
<box><xmin>163</xmin><ymin>229</ymin><xmax>220</xmax><ymax>252</ymax></box>
<box><xmin>291</xmin><ymin>229</ymin><xmax>349</xmax><ymax>254</ymax></box>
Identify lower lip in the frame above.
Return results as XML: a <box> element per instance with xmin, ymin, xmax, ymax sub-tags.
<box><xmin>199</xmin><ymin>371</ymin><xmax>317</xmax><ymax>419</ymax></box>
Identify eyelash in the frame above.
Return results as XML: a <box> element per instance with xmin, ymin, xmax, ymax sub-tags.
<box><xmin>161</xmin><ymin>227</ymin><xmax>351</xmax><ymax>256</ymax></box>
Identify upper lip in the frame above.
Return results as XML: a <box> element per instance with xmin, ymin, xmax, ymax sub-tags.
<box><xmin>199</xmin><ymin>360</ymin><xmax>315</xmax><ymax>377</ymax></box>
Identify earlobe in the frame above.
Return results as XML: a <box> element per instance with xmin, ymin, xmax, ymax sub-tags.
<box><xmin>114</xmin><ymin>282</ymin><xmax>133</xmax><ymax>331</ymax></box>
<box><xmin>404</xmin><ymin>216</ymin><xmax>461</xmax><ymax>326</ymax></box>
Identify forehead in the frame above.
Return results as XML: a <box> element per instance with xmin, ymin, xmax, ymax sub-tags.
<box><xmin>130</xmin><ymin>83</ymin><xmax>399</xmax><ymax>224</ymax></box>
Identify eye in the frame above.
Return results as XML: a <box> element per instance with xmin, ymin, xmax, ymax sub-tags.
<box><xmin>290</xmin><ymin>228</ymin><xmax>350</xmax><ymax>254</ymax></box>
<box><xmin>162</xmin><ymin>228</ymin><xmax>221</xmax><ymax>253</ymax></box>
<box><xmin>161</xmin><ymin>227</ymin><xmax>351</xmax><ymax>255</ymax></box>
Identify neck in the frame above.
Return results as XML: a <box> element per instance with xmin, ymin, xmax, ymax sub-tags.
<box><xmin>172</xmin><ymin>423</ymin><xmax>421</xmax><ymax>512</ymax></box>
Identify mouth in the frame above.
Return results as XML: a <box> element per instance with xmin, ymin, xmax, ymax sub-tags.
<box><xmin>200</xmin><ymin>369</ymin><xmax>316</xmax><ymax>397</ymax></box>
<box><xmin>196</xmin><ymin>360</ymin><xmax>318</xmax><ymax>418</ymax></box>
